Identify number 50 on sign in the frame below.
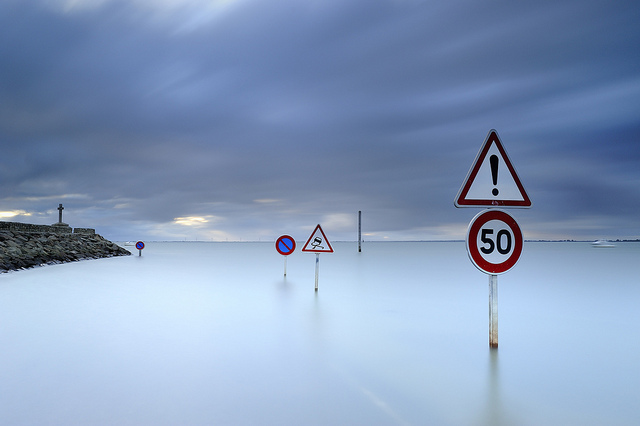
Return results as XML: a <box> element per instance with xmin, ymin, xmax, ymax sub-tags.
<box><xmin>466</xmin><ymin>209</ymin><xmax>523</xmax><ymax>275</ymax></box>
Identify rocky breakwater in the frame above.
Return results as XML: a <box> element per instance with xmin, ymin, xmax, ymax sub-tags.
<box><xmin>0</xmin><ymin>227</ymin><xmax>131</xmax><ymax>272</ymax></box>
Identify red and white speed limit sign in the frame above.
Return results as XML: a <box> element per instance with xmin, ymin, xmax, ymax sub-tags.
<box><xmin>466</xmin><ymin>209</ymin><xmax>523</xmax><ymax>274</ymax></box>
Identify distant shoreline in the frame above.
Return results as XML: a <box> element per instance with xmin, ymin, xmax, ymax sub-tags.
<box><xmin>116</xmin><ymin>239</ymin><xmax>640</xmax><ymax>244</ymax></box>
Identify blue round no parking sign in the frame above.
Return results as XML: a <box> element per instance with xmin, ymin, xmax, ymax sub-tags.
<box><xmin>275</xmin><ymin>235</ymin><xmax>296</xmax><ymax>256</ymax></box>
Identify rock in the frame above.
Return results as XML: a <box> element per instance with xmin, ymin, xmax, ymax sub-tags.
<box><xmin>0</xmin><ymin>229</ymin><xmax>131</xmax><ymax>273</ymax></box>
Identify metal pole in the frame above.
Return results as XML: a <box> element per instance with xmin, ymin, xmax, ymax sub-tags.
<box><xmin>315</xmin><ymin>253</ymin><xmax>319</xmax><ymax>291</ymax></box>
<box><xmin>358</xmin><ymin>210</ymin><xmax>362</xmax><ymax>253</ymax></box>
<box><xmin>284</xmin><ymin>256</ymin><xmax>287</xmax><ymax>277</ymax></box>
<box><xmin>489</xmin><ymin>274</ymin><xmax>498</xmax><ymax>348</ymax></box>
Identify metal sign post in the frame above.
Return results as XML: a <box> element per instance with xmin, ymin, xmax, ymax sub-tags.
<box><xmin>275</xmin><ymin>235</ymin><xmax>296</xmax><ymax>276</ymax></box>
<box><xmin>466</xmin><ymin>209</ymin><xmax>522</xmax><ymax>348</ymax></box>
<box><xmin>315</xmin><ymin>254</ymin><xmax>320</xmax><ymax>291</ymax></box>
<box><xmin>455</xmin><ymin>130</ymin><xmax>531</xmax><ymax>349</ymax></box>
<box><xmin>135</xmin><ymin>241</ymin><xmax>145</xmax><ymax>257</ymax></box>
<box><xmin>358</xmin><ymin>210</ymin><xmax>362</xmax><ymax>253</ymax></box>
<box><xmin>302</xmin><ymin>224</ymin><xmax>334</xmax><ymax>291</ymax></box>
<box><xmin>489</xmin><ymin>274</ymin><xmax>498</xmax><ymax>348</ymax></box>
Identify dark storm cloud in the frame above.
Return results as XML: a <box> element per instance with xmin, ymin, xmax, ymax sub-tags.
<box><xmin>1</xmin><ymin>0</ymin><xmax>639</xmax><ymax>241</ymax></box>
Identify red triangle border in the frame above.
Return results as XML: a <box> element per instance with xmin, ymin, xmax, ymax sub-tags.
<box><xmin>301</xmin><ymin>224</ymin><xmax>334</xmax><ymax>253</ymax></box>
<box><xmin>455</xmin><ymin>130</ymin><xmax>531</xmax><ymax>208</ymax></box>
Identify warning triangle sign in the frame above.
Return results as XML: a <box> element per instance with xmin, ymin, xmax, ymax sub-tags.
<box><xmin>301</xmin><ymin>224</ymin><xmax>334</xmax><ymax>253</ymax></box>
<box><xmin>455</xmin><ymin>130</ymin><xmax>531</xmax><ymax>208</ymax></box>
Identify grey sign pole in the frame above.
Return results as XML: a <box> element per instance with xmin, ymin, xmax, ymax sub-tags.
<box><xmin>314</xmin><ymin>253</ymin><xmax>320</xmax><ymax>291</ymax></box>
<box><xmin>358</xmin><ymin>210</ymin><xmax>362</xmax><ymax>253</ymax></box>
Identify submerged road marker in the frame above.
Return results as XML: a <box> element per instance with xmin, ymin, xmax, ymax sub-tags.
<box><xmin>455</xmin><ymin>130</ymin><xmax>531</xmax><ymax>348</ymax></box>
<box><xmin>275</xmin><ymin>235</ymin><xmax>296</xmax><ymax>276</ymax></box>
<box><xmin>135</xmin><ymin>241</ymin><xmax>145</xmax><ymax>257</ymax></box>
<box><xmin>358</xmin><ymin>210</ymin><xmax>362</xmax><ymax>253</ymax></box>
<box><xmin>466</xmin><ymin>209</ymin><xmax>523</xmax><ymax>348</ymax></box>
<box><xmin>301</xmin><ymin>224</ymin><xmax>334</xmax><ymax>291</ymax></box>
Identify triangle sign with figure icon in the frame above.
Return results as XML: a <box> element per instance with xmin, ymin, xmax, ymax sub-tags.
<box><xmin>301</xmin><ymin>224</ymin><xmax>334</xmax><ymax>253</ymax></box>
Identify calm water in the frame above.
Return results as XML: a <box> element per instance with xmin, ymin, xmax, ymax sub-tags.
<box><xmin>1</xmin><ymin>241</ymin><xmax>638</xmax><ymax>425</ymax></box>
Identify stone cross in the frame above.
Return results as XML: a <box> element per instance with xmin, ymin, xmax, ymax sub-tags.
<box><xmin>58</xmin><ymin>203</ymin><xmax>64</xmax><ymax>223</ymax></box>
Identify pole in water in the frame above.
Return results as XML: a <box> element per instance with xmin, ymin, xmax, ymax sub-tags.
<box><xmin>135</xmin><ymin>241</ymin><xmax>145</xmax><ymax>257</ymax></box>
<box><xmin>315</xmin><ymin>253</ymin><xmax>319</xmax><ymax>291</ymax></box>
<box><xmin>358</xmin><ymin>210</ymin><xmax>362</xmax><ymax>253</ymax></box>
<box><xmin>489</xmin><ymin>274</ymin><xmax>498</xmax><ymax>348</ymax></box>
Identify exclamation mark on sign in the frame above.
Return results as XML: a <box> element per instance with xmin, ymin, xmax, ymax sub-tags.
<box><xmin>490</xmin><ymin>155</ymin><xmax>499</xmax><ymax>196</ymax></box>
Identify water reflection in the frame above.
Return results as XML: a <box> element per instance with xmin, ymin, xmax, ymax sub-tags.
<box><xmin>480</xmin><ymin>349</ymin><xmax>519</xmax><ymax>426</ymax></box>
<box><xmin>2</xmin><ymin>242</ymin><xmax>638</xmax><ymax>424</ymax></box>
<box><xmin>277</xmin><ymin>276</ymin><xmax>291</xmax><ymax>293</ymax></box>
<box><xmin>310</xmin><ymin>290</ymin><xmax>325</xmax><ymax>358</ymax></box>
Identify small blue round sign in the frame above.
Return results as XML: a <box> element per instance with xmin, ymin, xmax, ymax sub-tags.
<box><xmin>275</xmin><ymin>235</ymin><xmax>296</xmax><ymax>256</ymax></box>
<box><xmin>135</xmin><ymin>241</ymin><xmax>145</xmax><ymax>250</ymax></box>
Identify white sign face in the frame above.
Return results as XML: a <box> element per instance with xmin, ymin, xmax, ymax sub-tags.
<box><xmin>455</xmin><ymin>130</ymin><xmax>531</xmax><ymax>208</ymax></box>
<box><xmin>464</xmin><ymin>144</ymin><xmax>525</xmax><ymax>201</ymax></box>
<box><xmin>301</xmin><ymin>224</ymin><xmax>334</xmax><ymax>253</ymax></box>
<box><xmin>466</xmin><ymin>209</ymin><xmax>523</xmax><ymax>274</ymax></box>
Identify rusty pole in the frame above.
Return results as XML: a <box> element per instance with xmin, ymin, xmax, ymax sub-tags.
<box><xmin>489</xmin><ymin>274</ymin><xmax>498</xmax><ymax>348</ymax></box>
<box><xmin>358</xmin><ymin>210</ymin><xmax>362</xmax><ymax>253</ymax></box>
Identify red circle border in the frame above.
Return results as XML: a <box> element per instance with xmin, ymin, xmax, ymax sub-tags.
<box><xmin>275</xmin><ymin>235</ymin><xmax>296</xmax><ymax>256</ymax></box>
<box><xmin>466</xmin><ymin>210</ymin><xmax>523</xmax><ymax>274</ymax></box>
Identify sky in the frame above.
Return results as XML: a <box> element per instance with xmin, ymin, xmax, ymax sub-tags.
<box><xmin>1</xmin><ymin>0</ymin><xmax>639</xmax><ymax>242</ymax></box>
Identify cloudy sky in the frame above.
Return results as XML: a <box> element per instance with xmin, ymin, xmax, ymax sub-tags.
<box><xmin>1</xmin><ymin>0</ymin><xmax>638</xmax><ymax>242</ymax></box>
